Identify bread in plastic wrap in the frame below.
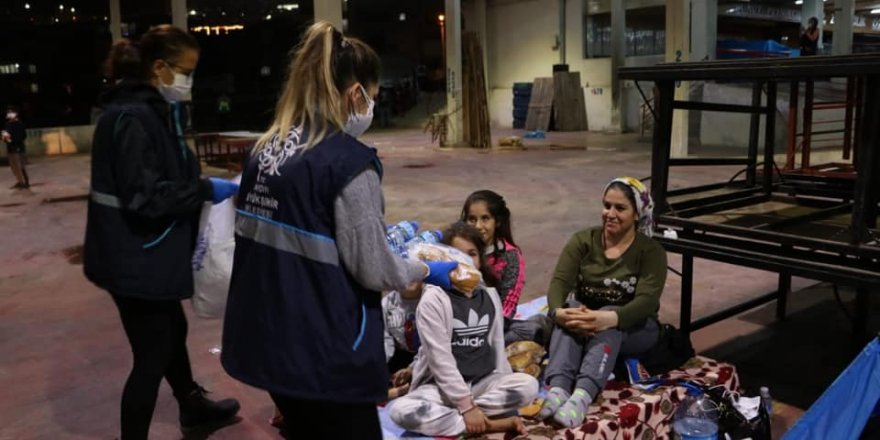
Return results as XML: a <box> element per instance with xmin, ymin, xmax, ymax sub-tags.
<box><xmin>505</xmin><ymin>340</ymin><xmax>546</xmax><ymax>378</ymax></box>
<box><xmin>406</xmin><ymin>242</ymin><xmax>483</xmax><ymax>294</ymax></box>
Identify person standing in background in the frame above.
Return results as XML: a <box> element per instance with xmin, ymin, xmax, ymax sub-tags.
<box><xmin>800</xmin><ymin>17</ymin><xmax>820</xmax><ymax>56</ymax></box>
<box><xmin>2</xmin><ymin>105</ymin><xmax>29</xmax><ymax>190</ymax></box>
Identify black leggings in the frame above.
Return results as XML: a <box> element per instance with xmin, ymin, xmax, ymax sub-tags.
<box><xmin>270</xmin><ymin>393</ymin><xmax>381</xmax><ymax>440</ymax></box>
<box><xmin>112</xmin><ymin>295</ymin><xmax>196</xmax><ymax>440</ymax></box>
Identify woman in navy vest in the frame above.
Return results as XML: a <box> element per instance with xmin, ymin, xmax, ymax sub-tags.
<box><xmin>221</xmin><ymin>21</ymin><xmax>456</xmax><ymax>439</ymax></box>
<box><xmin>84</xmin><ymin>26</ymin><xmax>241</xmax><ymax>440</ymax></box>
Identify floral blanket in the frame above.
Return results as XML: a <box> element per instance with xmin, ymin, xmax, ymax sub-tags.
<box><xmin>380</xmin><ymin>356</ymin><xmax>738</xmax><ymax>440</ymax></box>
<box><xmin>486</xmin><ymin>356</ymin><xmax>737</xmax><ymax>440</ymax></box>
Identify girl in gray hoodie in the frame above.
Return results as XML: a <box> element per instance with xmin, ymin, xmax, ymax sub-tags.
<box><xmin>389</xmin><ymin>267</ymin><xmax>538</xmax><ymax>436</ymax></box>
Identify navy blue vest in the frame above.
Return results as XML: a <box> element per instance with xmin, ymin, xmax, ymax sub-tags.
<box><xmin>221</xmin><ymin>129</ymin><xmax>386</xmax><ymax>403</ymax></box>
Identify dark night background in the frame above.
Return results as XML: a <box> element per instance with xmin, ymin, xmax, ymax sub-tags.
<box><xmin>0</xmin><ymin>0</ymin><xmax>445</xmax><ymax>130</ymax></box>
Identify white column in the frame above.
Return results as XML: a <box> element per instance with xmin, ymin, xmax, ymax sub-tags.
<box><xmin>609</xmin><ymin>0</ymin><xmax>625</xmax><ymax>132</ymax></box>
<box><xmin>314</xmin><ymin>0</ymin><xmax>344</xmax><ymax>31</ymax></box>
<box><xmin>802</xmin><ymin>0</ymin><xmax>824</xmax><ymax>54</ymax></box>
<box><xmin>171</xmin><ymin>0</ymin><xmax>187</xmax><ymax>30</ymax></box>
<box><xmin>666</xmin><ymin>0</ymin><xmax>690</xmax><ymax>157</ymax></box>
<box><xmin>444</xmin><ymin>0</ymin><xmax>464</xmax><ymax>146</ymax></box>
<box><xmin>687</xmin><ymin>0</ymin><xmax>716</xmax><ymax>148</ymax></box>
<box><xmin>109</xmin><ymin>0</ymin><xmax>122</xmax><ymax>41</ymax></box>
<box><xmin>564</xmin><ymin>0</ymin><xmax>582</xmax><ymax>66</ymax></box>
<box><xmin>690</xmin><ymin>0</ymin><xmax>717</xmax><ymax>61</ymax></box>
<box><xmin>832</xmin><ymin>0</ymin><xmax>854</xmax><ymax>55</ymax></box>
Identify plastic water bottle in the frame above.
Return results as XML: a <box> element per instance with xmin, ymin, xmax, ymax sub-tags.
<box><xmin>386</xmin><ymin>221</ymin><xmax>419</xmax><ymax>252</ymax></box>
<box><xmin>759</xmin><ymin>386</ymin><xmax>773</xmax><ymax>416</ymax></box>
<box><xmin>411</xmin><ymin>230</ymin><xmax>442</xmax><ymax>244</ymax></box>
<box><xmin>673</xmin><ymin>385</ymin><xmax>718</xmax><ymax>440</ymax></box>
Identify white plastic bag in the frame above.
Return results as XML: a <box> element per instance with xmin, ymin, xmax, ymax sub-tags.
<box><xmin>191</xmin><ymin>176</ymin><xmax>239</xmax><ymax>318</ymax></box>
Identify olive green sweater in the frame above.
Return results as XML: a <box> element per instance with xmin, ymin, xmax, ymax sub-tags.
<box><xmin>547</xmin><ymin>227</ymin><xmax>667</xmax><ymax>330</ymax></box>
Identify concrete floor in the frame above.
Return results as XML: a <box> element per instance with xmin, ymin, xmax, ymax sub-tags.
<box><xmin>0</xmin><ymin>127</ymin><xmax>876</xmax><ymax>439</ymax></box>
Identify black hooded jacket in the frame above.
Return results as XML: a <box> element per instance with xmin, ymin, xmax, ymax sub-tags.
<box><xmin>83</xmin><ymin>81</ymin><xmax>213</xmax><ymax>300</ymax></box>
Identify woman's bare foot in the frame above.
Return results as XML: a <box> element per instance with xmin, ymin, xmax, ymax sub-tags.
<box><xmin>485</xmin><ymin>416</ymin><xmax>527</xmax><ymax>435</ymax></box>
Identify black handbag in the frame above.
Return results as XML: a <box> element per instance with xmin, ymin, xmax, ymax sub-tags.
<box><xmin>704</xmin><ymin>385</ymin><xmax>772</xmax><ymax>440</ymax></box>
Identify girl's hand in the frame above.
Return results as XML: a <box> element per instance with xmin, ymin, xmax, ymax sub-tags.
<box><xmin>391</xmin><ymin>367</ymin><xmax>412</xmax><ymax>387</ymax></box>
<box><xmin>387</xmin><ymin>384</ymin><xmax>410</xmax><ymax>399</ymax></box>
<box><xmin>463</xmin><ymin>407</ymin><xmax>489</xmax><ymax>434</ymax></box>
<box><xmin>400</xmin><ymin>282</ymin><xmax>422</xmax><ymax>300</ymax></box>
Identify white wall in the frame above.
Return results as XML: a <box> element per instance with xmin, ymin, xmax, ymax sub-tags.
<box><xmin>699</xmin><ymin>83</ymin><xmax>799</xmax><ymax>152</ymax></box>
<box><xmin>483</xmin><ymin>0</ymin><xmax>797</xmax><ymax>143</ymax></box>
<box><xmin>486</xmin><ymin>0</ymin><xmax>557</xmax><ymax>129</ymax></box>
<box><xmin>486</xmin><ymin>0</ymin><xmax>617</xmax><ymax>130</ymax></box>
<box><xmin>622</xmin><ymin>55</ymin><xmax>664</xmax><ymax>132</ymax></box>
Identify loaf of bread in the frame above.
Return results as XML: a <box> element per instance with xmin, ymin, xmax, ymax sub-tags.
<box><xmin>406</xmin><ymin>242</ymin><xmax>483</xmax><ymax>295</ymax></box>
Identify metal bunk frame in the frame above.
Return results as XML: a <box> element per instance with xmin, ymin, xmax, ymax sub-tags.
<box><xmin>618</xmin><ymin>54</ymin><xmax>880</xmax><ymax>342</ymax></box>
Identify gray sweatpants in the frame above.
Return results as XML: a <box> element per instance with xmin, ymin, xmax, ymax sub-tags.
<box><xmin>389</xmin><ymin>372</ymin><xmax>538</xmax><ymax>436</ymax></box>
<box><xmin>544</xmin><ymin>303</ymin><xmax>659</xmax><ymax>399</ymax></box>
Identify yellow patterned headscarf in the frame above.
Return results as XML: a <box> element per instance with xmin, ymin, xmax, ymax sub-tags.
<box><xmin>604</xmin><ymin>177</ymin><xmax>655</xmax><ymax>237</ymax></box>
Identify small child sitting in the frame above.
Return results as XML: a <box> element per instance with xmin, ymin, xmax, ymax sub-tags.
<box><xmin>383</xmin><ymin>282</ymin><xmax>423</xmax><ymax>399</ymax></box>
<box><xmin>389</xmin><ymin>256</ymin><xmax>538</xmax><ymax>436</ymax></box>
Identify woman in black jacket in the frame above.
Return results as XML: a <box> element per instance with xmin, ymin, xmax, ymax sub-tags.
<box><xmin>83</xmin><ymin>25</ymin><xmax>239</xmax><ymax>440</ymax></box>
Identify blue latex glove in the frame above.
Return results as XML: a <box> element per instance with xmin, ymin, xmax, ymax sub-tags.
<box><xmin>208</xmin><ymin>177</ymin><xmax>239</xmax><ymax>204</ymax></box>
<box><xmin>423</xmin><ymin>261</ymin><xmax>459</xmax><ymax>291</ymax></box>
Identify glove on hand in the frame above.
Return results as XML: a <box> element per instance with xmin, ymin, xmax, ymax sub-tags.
<box><xmin>423</xmin><ymin>261</ymin><xmax>459</xmax><ymax>291</ymax></box>
<box><xmin>208</xmin><ymin>177</ymin><xmax>239</xmax><ymax>204</ymax></box>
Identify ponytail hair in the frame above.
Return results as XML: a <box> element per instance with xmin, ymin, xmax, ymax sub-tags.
<box><xmin>104</xmin><ymin>24</ymin><xmax>199</xmax><ymax>81</ymax></box>
<box><xmin>105</xmin><ymin>39</ymin><xmax>141</xmax><ymax>80</ymax></box>
<box><xmin>253</xmin><ymin>21</ymin><xmax>380</xmax><ymax>152</ymax></box>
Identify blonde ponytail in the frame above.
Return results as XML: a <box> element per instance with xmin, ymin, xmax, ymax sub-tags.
<box><xmin>253</xmin><ymin>21</ymin><xmax>379</xmax><ymax>153</ymax></box>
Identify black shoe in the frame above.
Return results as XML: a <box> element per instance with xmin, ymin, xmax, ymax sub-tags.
<box><xmin>178</xmin><ymin>385</ymin><xmax>241</xmax><ymax>435</ymax></box>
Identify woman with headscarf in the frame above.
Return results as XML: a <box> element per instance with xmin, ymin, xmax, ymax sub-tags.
<box><xmin>537</xmin><ymin>177</ymin><xmax>668</xmax><ymax>428</ymax></box>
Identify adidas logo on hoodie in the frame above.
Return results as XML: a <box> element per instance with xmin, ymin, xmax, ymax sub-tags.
<box><xmin>452</xmin><ymin>309</ymin><xmax>490</xmax><ymax>347</ymax></box>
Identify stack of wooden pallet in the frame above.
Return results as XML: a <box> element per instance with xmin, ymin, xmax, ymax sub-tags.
<box><xmin>525</xmin><ymin>77</ymin><xmax>554</xmax><ymax>131</ymax></box>
<box><xmin>462</xmin><ymin>32</ymin><xmax>491</xmax><ymax>149</ymax></box>
<box><xmin>553</xmin><ymin>71</ymin><xmax>588</xmax><ymax>131</ymax></box>
<box><xmin>525</xmin><ymin>72</ymin><xmax>588</xmax><ymax>132</ymax></box>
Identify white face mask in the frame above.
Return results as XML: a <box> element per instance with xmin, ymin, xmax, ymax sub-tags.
<box><xmin>159</xmin><ymin>68</ymin><xmax>194</xmax><ymax>103</ymax></box>
<box><xmin>5</xmin><ymin>112</ymin><xmax>16</xmax><ymax>120</ymax></box>
<box><xmin>343</xmin><ymin>85</ymin><xmax>374</xmax><ymax>138</ymax></box>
